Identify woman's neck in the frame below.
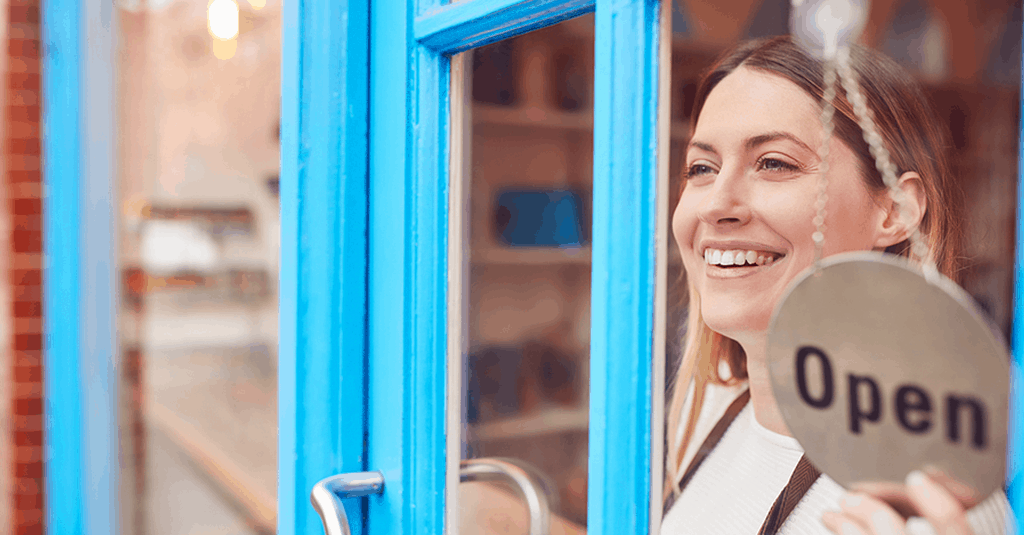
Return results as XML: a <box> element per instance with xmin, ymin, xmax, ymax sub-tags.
<box><xmin>740</xmin><ymin>339</ymin><xmax>794</xmax><ymax>437</ymax></box>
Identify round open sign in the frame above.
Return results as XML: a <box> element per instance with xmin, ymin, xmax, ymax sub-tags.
<box><xmin>766</xmin><ymin>252</ymin><xmax>1009</xmax><ymax>495</ymax></box>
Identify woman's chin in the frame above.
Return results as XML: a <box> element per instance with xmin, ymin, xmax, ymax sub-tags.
<box><xmin>700</xmin><ymin>313</ymin><xmax>771</xmax><ymax>347</ymax></box>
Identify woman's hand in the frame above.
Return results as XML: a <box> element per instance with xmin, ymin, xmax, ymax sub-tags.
<box><xmin>821</xmin><ymin>469</ymin><xmax>979</xmax><ymax>535</ymax></box>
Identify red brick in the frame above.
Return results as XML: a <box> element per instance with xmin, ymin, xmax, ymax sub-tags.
<box><xmin>8</xmin><ymin>73</ymin><xmax>40</xmax><ymax>91</ymax></box>
<box><xmin>8</xmin><ymin>39</ymin><xmax>40</xmax><ymax>58</ymax></box>
<box><xmin>13</xmin><ymin>411</ymin><xmax>42</xmax><ymax>430</ymax></box>
<box><xmin>6</xmin><ymin>105</ymin><xmax>39</xmax><ymax>122</ymax></box>
<box><xmin>13</xmin><ymin>301</ymin><xmax>41</xmax><ymax>318</ymax></box>
<box><xmin>7</xmin><ymin>57</ymin><xmax>39</xmax><ymax>74</ymax></box>
<box><xmin>13</xmin><ymin>477</ymin><xmax>39</xmax><ymax>494</ymax></box>
<box><xmin>7</xmin><ymin>170</ymin><xmax>38</xmax><ymax>183</ymax></box>
<box><xmin>12</xmin><ymin>351</ymin><xmax>40</xmax><ymax>366</ymax></box>
<box><xmin>11</xmin><ymin>199</ymin><xmax>40</xmax><ymax>216</ymax></box>
<box><xmin>13</xmin><ymin>215</ymin><xmax>40</xmax><ymax>232</ymax></box>
<box><xmin>13</xmin><ymin>365</ymin><xmax>41</xmax><ymax>383</ymax></box>
<box><xmin>8</xmin><ymin>21</ymin><xmax>40</xmax><ymax>41</ymax></box>
<box><xmin>5</xmin><ymin>154</ymin><xmax>39</xmax><ymax>172</ymax></box>
<box><xmin>8</xmin><ymin>181</ymin><xmax>41</xmax><ymax>199</ymax></box>
<box><xmin>14</xmin><ymin>334</ymin><xmax>41</xmax><ymax>351</ymax></box>
<box><xmin>15</xmin><ymin>431</ymin><xmax>42</xmax><ymax>447</ymax></box>
<box><xmin>7</xmin><ymin>89</ymin><xmax>38</xmax><ymax>109</ymax></box>
<box><xmin>14</xmin><ymin>317</ymin><xmax>42</xmax><ymax>335</ymax></box>
<box><xmin>14</xmin><ymin>397</ymin><xmax>41</xmax><ymax>415</ymax></box>
<box><xmin>15</xmin><ymin>445</ymin><xmax>41</xmax><ymax>463</ymax></box>
<box><xmin>14</xmin><ymin>462</ymin><xmax>42</xmax><ymax>479</ymax></box>
<box><xmin>11</xmin><ymin>269</ymin><xmax>41</xmax><ymax>285</ymax></box>
<box><xmin>14</xmin><ymin>491</ymin><xmax>41</xmax><ymax>510</ymax></box>
<box><xmin>7</xmin><ymin>120</ymin><xmax>40</xmax><ymax>138</ymax></box>
<box><xmin>16</xmin><ymin>523</ymin><xmax>44</xmax><ymax>535</ymax></box>
<box><xmin>9</xmin><ymin>5</ymin><xmax>40</xmax><ymax>24</ymax></box>
<box><xmin>12</xmin><ymin>229</ymin><xmax>41</xmax><ymax>253</ymax></box>
<box><xmin>13</xmin><ymin>286</ymin><xmax>41</xmax><ymax>303</ymax></box>
<box><xmin>14</xmin><ymin>380</ymin><xmax>42</xmax><ymax>397</ymax></box>
<box><xmin>7</xmin><ymin>139</ymin><xmax>41</xmax><ymax>155</ymax></box>
<box><xmin>14</xmin><ymin>507</ymin><xmax>42</xmax><ymax>526</ymax></box>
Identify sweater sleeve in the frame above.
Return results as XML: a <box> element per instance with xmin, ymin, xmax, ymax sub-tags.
<box><xmin>905</xmin><ymin>491</ymin><xmax>1015</xmax><ymax>535</ymax></box>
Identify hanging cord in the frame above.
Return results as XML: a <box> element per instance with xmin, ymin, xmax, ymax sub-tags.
<box><xmin>813</xmin><ymin>56</ymin><xmax>838</xmax><ymax>266</ymax></box>
<box><xmin>834</xmin><ymin>48</ymin><xmax>938</xmax><ymax>278</ymax></box>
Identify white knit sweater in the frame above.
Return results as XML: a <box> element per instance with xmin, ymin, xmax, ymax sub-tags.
<box><xmin>661</xmin><ymin>383</ymin><xmax>1013</xmax><ymax>535</ymax></box>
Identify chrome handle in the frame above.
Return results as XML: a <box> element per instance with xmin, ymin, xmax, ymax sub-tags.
<box><xmin>310</xmin><ymin>471</ymin><xmax>384</xmax><ymax>535</ymax></box>
<box><xmin>460</xmin><ymin>458</ymin><xmax>551</xmax><ymax>535</ymax></box>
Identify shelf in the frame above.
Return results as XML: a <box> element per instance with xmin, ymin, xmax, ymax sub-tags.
<box><xmin>471</xmin><ymin>246</ymin><xmax>591</xmax><ymax>266</ymax></box>
<box><xmin>474</xmin><ymin>103</ymin><xmax>591</xmax><ymax>131</ymax></box>
<box><xmin>471</xmin><ymin>405</ymin><xmax>589</xmax><ymax>441</ymax></box>
<box><xmin>472</xmin><ymin>103</ymin><xmax>690</xmax><ymax>140</ymax></box>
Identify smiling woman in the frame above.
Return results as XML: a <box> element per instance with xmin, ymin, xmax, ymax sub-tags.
<box><xmin>662</xmin><ymin>36</ymin><xmax>1009</xmax><ymax>535</ymax></box>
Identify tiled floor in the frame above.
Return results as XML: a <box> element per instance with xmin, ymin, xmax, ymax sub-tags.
<box><xmin>145</xmin><ymin>423</ymin><xmax>258</xmax><ymax>535</ymax></box>
<box><xmin>132</xmin><ymin>292</ymin><xmax>278</xmax><ymax>535</ymax></box>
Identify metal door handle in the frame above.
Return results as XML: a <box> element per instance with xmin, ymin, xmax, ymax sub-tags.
<box><xmin>310</xmin><ymin>471</ymin><xmax>384</xmax><ymax>535</ymax></box>
<box><xmin>311</xmin><ymin>461</ymin><xmax>549</xmax><ymax>535</ymax></box>
<box><xmin>460</xmin><ymin>458</ymin><xmax>551</xmax><ymax>535</ymax></box>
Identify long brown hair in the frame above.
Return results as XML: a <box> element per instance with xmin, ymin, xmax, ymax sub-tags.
<box><xmin>665</xmin><ymin>36</ymin><xmax>966</xmax><ymax>501</ymax></box>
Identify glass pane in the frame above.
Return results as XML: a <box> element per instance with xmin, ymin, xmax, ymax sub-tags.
<box><xmin>117</xmin><ymin>2</ymin><xmax>280</xmax><ymax>534</ymax></box>
<box><xmin>453</xmin><ymin>15</ymin><xmax>594</xmax><ymax>534</ymax></box>
<box><xmin>662</xmin><ymin>0</ymin><xmax>1020</xmax><ymax>529</ymax></box>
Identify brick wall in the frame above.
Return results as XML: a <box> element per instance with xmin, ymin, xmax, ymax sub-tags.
<box><xmin>4</xmin><ymin>0</ymin><xmax>43</xmax><ymax>533</ymax></box>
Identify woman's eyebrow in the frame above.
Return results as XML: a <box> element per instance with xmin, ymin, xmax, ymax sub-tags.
<box><xmin>687</xmin><ymin>140</ymin><xmax>717</xmax><ymax>154</ymax></box>
<box><xmin>745</xmin><ymin>131</ymin><xmax>813</xmax><ymax>153</ymax></box>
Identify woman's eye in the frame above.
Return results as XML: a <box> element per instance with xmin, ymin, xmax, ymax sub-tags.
<box><xmin>686</xmin><ymin>163</ymin><xmax>715</xmax><ymax>179</ymax></box>
<box><xmin>757</xmin><ymin>157</ymin><xmax>798</xmax><ymax>173</ymax></box>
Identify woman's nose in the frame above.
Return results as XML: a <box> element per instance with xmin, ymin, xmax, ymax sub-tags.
<box><xmin>696</xmin><ymin>170</ymin><xmax>751</xmax><ymax>227</ymax></box>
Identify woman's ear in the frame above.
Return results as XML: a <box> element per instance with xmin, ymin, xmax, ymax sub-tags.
<box><xmin>874</xmin><ymin>171</ymin><xmax>927</xmax><ymax>248</ymax></box>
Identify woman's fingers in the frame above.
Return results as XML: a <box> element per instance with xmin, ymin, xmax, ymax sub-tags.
<box><xmin>848</xmin><ymin>481</ymin><xmax>918</xmax><ymax>519</ymax></box>
<box><xmin>904</xmin><ymin>470</ymin><xmax>974</xmax><ymax>535</ymax></box>
<box><xmin>834</xmin><ymin>492</ymin><xmax>907</xmax><ymax>535</ymax></box>
<box><xmin>921</xmin><ymin>466</ymin><xmax>982</xmax><ymax>509</ymax></box>
<box><xmin>823</xmin><ymin>510</ymin><xmax>872</xmax><ymax>535</ymax></box>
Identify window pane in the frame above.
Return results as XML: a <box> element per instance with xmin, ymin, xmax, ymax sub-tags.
<box><xmin>452</xmin><ymin>15</ymin><xmax>595</xmax><ymax>534</ymax></box>
<box><xmin>662</xmin><ymin>0</ymin><xmax>1020</xmax><ymax>528</ymax></box>
<box><xmin>118</xmin><ymin>2</ymin><xmax>281</xmax><ymax>533</ymax></box>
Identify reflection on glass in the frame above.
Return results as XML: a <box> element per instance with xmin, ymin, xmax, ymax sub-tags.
<box><xmin>458</xmin><ymin>15</ymin><xmax>594</xmax><ymax>533</ymax></box>
<box><xmin>118</xmin><ymin>2</ymin><xmax>281</xmax><ymax>534</ymax></box>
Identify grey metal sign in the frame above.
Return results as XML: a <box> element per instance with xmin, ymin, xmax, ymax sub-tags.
<box><xmin>766</xmin><ymin>252</ymin><xmax>1009</xmax><ymax>495</ymax></box>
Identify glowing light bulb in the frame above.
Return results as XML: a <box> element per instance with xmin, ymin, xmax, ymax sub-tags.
<box><xmin>790</xmin><ymin>0</ymin><xmax>867</xmax><ymax>59</ymax></box>
<box><xmin>208</xmin><ymin>0</ymin><xmax>239</xmax><ymax>41</ymax></box>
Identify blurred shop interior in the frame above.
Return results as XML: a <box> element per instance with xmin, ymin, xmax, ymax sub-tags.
<box><xmin>0</xmin><ymin>0</ymin><xmax>1015</xmax><ymax>533</ymax></box>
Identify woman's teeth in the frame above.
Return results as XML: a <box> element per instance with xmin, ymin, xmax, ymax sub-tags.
<box><xmin>703</xmin><ymin>248</ymin><xmax>782</xmax><ymax>267</ymax></box>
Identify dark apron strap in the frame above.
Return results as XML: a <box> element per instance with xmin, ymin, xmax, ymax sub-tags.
<box><xmin>676</xmin><ymin>389</ymin><xmax>752</xmax><ymax>493</ymax></box>
<box><xmin>757</xmin><ymin>455</ymin><xmax>822</xmax><ymax>535</ymax></box>
<box><xmin>670</xmin><ymin>388</ymin><xmax>822</xmax><ymax>534</ymax></box>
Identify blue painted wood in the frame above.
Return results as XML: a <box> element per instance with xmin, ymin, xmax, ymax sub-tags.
<box><xmin>588</xmin><ymin>0</ymin><xmax>661</xmax><ymax>533</ymax></box>
<box><xmin>415</xmin><ymin>0</ymin><xmax>594</xmax><ymax>54</ymax></box>
<box><xmin>1011</xmin><ymin>16</ymin><xmax>1024</xmax><ymax>530</ymax></box>
<box><xmin>278</xmin><ymin>0</ymin><xmax>370</xmax><ymax>534</ymax></box>
<box><xmin>366</xmin><ymin>0</ymin><xmax>449</xmax><ymax>534</ymax></box>
<box><xmin>42</xmin><ymin>0</ymin><xmax>119</xmax><ymax>534</ymax></box>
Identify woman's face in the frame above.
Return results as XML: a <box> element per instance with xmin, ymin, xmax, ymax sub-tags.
<box><xmin>673</xmin><ymin>67</ymin><xmax>889</xmax><ymax>346</ymax></box>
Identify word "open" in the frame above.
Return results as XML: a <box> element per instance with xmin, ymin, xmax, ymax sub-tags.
<box><xmin>794</xmin><ymin>346</ymin><xmax>987</xmax><ymax>450</ymax></box>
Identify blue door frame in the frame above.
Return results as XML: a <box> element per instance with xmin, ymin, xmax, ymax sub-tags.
<box><xmin>282</xmin><ymin>0</ymin><xmax>663</xmax><ymax>533</ymax></box>
<box><xmin>41</xmin><ymin>1</ymin><xmax>118</xmax><ymax>534</ymax></box>
<box><xmin>39</xmin><ymin>0</ymin><xmax>1024</xmax><ymax>534</ymax></box>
